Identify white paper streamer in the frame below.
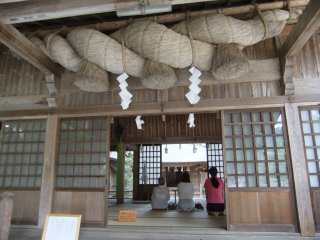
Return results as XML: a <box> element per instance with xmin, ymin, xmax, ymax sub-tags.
<box><xmin>117</xmin><ymin>72</ymin><xmax>132</xmax><ymax>110</ymax></box>
<box><xmin>135</xmin><ymin>116</ymin><xmax>145</xmax><ymax>130</ymax></box>
<box><xmin>185</xmin><ymin>66</ymin><xmax>202</xmax><ymax>105</ymax></box>
<box><xmin>187</xmin><ymin>113</ymin><xmax>195</xmax><ymax>128</ymax></box>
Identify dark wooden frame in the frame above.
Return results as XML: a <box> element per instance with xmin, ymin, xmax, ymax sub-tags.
<box><xmin>299</xmin><ymin>106</ymin><xmax>320</xmax><ymax>187</ymax></box>
<box><xmin>0</xmin><ymin>119</ymin><xmax>46</xmax><ymax>188</ymax></box>
<box><xmin>138</xmin><ymin>144</ymin><xmax>162</xmax><ymax>185</ymax></box>
<box><xmin>55</xmin><ymin>117</ymin><xmax>108</xmax><ymax>190</ymax></box>
<box><xmin>224</xmin><ymin>109</ymin><xmax>290</xmax><ymax>188</ymax></box>
<box><xmin>299</xmin><ymin>105</ymin><xmax>320</xmax><ymax>231</ymax></box>
<box><xmin>223</xmin><ymin>108</ymin><xmax>298</xmax><ymax>232</ymax></box>
<box><xmin>206</xmin><ymin>143</ymin><xmax>224</xmax><ymax>178</ymax></box>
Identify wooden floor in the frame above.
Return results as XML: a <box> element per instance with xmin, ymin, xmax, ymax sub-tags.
<box><xmin>107</xmin><ymin>198</ymin><xmax>226</xmax><ymax>228</ymax></box>
<box><xmin>9</xmin><ymin>225</ymin><xmax>320</xmax><ymax>240</ymax></box>
<box><xmin>8</xmin><ymin>198</ymin><xmax>320</xmax><ymax>239</ymax></box>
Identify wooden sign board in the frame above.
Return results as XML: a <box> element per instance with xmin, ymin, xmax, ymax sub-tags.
<box><xmin>118</xmin><ymin>210</ymin><xmax>137</xmax><ymax>222</ymax></box>
<box><xmin>41</xmin><ymin>214</ymin><xmax>82</xmax><ymax>240</ymax></box>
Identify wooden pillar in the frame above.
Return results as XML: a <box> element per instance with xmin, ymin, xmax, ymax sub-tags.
<box><xmin>38</xmin><ymin>114</ymin><xmax>59</xmax><ymax>228</ymax></box>
<box><xmin>116</xmin><ymin>143</ymin><xmax>125</xmax><ymax>204</ymax></box>
<box><xmin>284</xmin><ymin>103</ymin><xmax>315</xmax><ymax>236</ymax></box>
<box><xmin>104</xmin><ymin>116</ymin><xmax>111</xmax><ymax>227</ymax></box>
<box><xmin>132</xmin><ymin>149</ymin><xmax>139</xmax><ymax>201</ymax></box>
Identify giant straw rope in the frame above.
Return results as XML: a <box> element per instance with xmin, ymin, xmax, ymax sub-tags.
<box><xmin>29</xmin><ymin>10</ymin><xmax>289</xmax><ymax>92</ymax></box>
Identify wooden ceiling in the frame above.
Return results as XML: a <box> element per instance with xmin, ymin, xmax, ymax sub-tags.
<box><xmin>1</xmin><ymin>0</ymin><xmax>310</xmax><ymax>82</ymax></box>
<box><xmin>0</xmin><ymin>0</ymin><xmax>294</xmax><ymax>32</ymax></box>
<box><xmin>0</xmin><ymin>0</ymin><xmax>319</xmax><ymax>115</ymax></box>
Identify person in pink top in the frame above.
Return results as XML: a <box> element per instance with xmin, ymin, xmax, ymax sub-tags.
<box><xmin>204</xmin><ymin>167</ymin><xmax>225</xmax><ymax>216</ymax></box>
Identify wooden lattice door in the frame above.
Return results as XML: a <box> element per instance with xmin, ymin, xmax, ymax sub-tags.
<box><xmin>206</xmin><ymin>143</ymin><xmax>224</xmax><ymax>178</ymax></box>
<box><xmin>135</xmin><ymin>144</ymin><xmax>162</xmax><ymax>201</ymax></box>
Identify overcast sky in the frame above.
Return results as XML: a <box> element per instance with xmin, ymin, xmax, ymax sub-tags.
<box><xmin>110</xmin><ymin>143</ymin><xmax>206</xmax><ymax>162</ymax></box>
<box><xmin>162</xmin><ymin>143</ymin><xmax>206</xmax><ymax>162</ymax></box>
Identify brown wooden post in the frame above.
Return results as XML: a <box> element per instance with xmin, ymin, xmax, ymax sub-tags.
<box><xmin>284</xmin><ymin>103</ymin><xmax>315</xmax><ymax>236</ymax></box>
<box><xmin>132</xmin><ymin>149</ymin><xmax>140</xmax><ymax>201</ymax></box>
<box><xmin>116</xmin><ymin>143</ymin><xmax>125</xmax><ymax>204</ymax></box>
<box><xmin>104</xmin><ymin>116</ymin><xmax>111</xmax><ymax>227</ymax></box>
<box><xmin>38</xmin><ymin>114</ymin><xmax>59</xmax><ymax>228</ymax></box>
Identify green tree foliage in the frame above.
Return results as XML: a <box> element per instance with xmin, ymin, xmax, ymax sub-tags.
<box><xmin>124</xmin><ymin>151</ymin><xmax>133</xmax><ymax>192</ymax></box>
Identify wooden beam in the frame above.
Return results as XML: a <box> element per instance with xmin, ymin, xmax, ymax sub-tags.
<box><xmin>275</xmin><ymin>36</ymin><xmax>295</xmax><ymax>96</ymax></box>
<box><xmin>0</xmin><ymin>103</ymin><xmax>50</xmax><ymax>112</ymax></box>
<box><xmin>0</xmin><ymin>95</ymin><xmax>51</xmax><ymax>112</ymax></box>
<box><xmin>0</xmin><ymin>24</ymin><xmax>63</xmax><ymax>76</ymax></box>
<box><xmin>125</xmin><ymin>144</ymin><xmax>138</xmax><ymax>151</ymax></box>
<box><xmin>60</xmin><ymin>58</ymin><xmax>281</xmax><ymax>93</ymax></box>
<box><xmin>0</xmin><ymin>95</ymin><xmax>48</xmax><ymax>105</ymax></box>
<box><xmin>0</xmin><ymin>0</ymin><xmax>27</xmax><ymax>3</ymax></box>
<box><xmin>1</xmin><ymin>94</ymin><xmax>320</xmax><ymax>118</ymax></box>
<box><xmin>56</xmin><ymin>94</ymin><xmax>320</xmax><ymax>118</ymax></box>
<box><xmin>20</xmin><ymin>0</ymin><xmax>308</xmax><ymax>37</ymax></box>
<box><xmin>57</xmin><ymin>96</ymin><xmax>288</xmax><ymax>117</ymax></box>
<box><xmin>280</xmin><ymin>0</ymin><xmax>320</xmax><ymax>57</ymax></box>
<box><xmin>0</xmin><ymin>0</ymin><xmax>219</xmax><ymax>24</ymax></box>
<box><xmin>284</xmin><ymin>103</ymin><xmax>315</xmax><ymax>237</ymax></box>
<box><xmin>279</xmin><ymin>56</ymin><xmax>295</xmax><ymax>95</ymax></box>
<box><xmin>0</xmin><ymin>115</ymin><xmax>48</xmax><ymax>121</ymax></box>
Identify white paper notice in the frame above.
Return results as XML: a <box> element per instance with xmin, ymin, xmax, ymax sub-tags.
<box><xmin>42</xmin><ymin>216</ymin><xmax>81</xmax><ymax>240</ymax></box>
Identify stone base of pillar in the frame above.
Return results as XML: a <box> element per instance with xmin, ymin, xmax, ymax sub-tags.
<box><xmin>0</xmin><ymin>192</ymin><xmax>14</xmax><ymax>240</ymax></box>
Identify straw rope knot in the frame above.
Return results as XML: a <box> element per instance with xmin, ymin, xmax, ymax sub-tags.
<box><xmin>121</xmin><ymin>37</ymin><xmax>127</xmax><ymax>74</ymax></box>
<box><xmin>186</xmin><ymin>11</ymin><xmax>196</xmax><ymax>67</ymax></box>
<box><xmin>254</xmin><ymin>4</ymin><xmax>268</xmax><ymax>40</ymax></box>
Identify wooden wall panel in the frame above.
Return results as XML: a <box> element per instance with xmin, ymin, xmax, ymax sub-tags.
<box><xmin>111</xmin><ymin>113</ymin><xmax>221</xmax><ymax>144</ymax></box>
<box><xmin>53</xmin><ymin>191</ymin><xmax>105</xmax><ymax>226</ymax></box>
<box><xmin>0</xmin><ymin>190</ymin><xmax>40</xmax><ymax>224</ymax></box>
<box><xmin>57</xmin><ymin>39</ymin><xmax>282</xmax><ymax>108</ymax></box>
<box><xmin>167</xmin><ymin>81</ymin><xmax>281</xmax><ymax>102</ymax></box>
<box><xmin>276</xmin><ymin>33</ymin><xmax>320</xmax><ymax>95</ymax></box>
<box><xmin>229</xmin><ymin>190</ymin><xmax>294</xmax><ymax>226</ymax></box>
<box><xmin>243</xmin><ymin>39</ymin><xmax>277</xmax><ymax>60</ymax></box>
<box><xmin>0</xmin><ymin>46</ymin><xmax>47</xmax><ymax>97</ymax></box>
<box><xmin>293</xmin><ymin>34</ymin><xmax>320</xmax><ymax>95</ymax></box>
<box><xmin>258</xmin><ymin>191</ymin><xmax>292</xmax><ymax>224</ymax></box>
<box><xmin>229</xmin><ymin>191</ymin><xmax>260</xmax><ymax>224</ymax></box>
<box><xmin>311</xmin><ymin>190</ymin><xmax>320</xmax><ymax>230</ymax></box>
<box><xmin>59</xmin><ymin>88</ymin><xmax>159</xmax><ymax>108</ymax></box>
<box><xmin>296</xmin><ymin>35</ymin><xmax>319</xmax><ymax>80</ymax></box>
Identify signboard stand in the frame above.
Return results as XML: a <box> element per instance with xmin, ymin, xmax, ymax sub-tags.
<box><xmin>41</xmin><ymin>214</ymin><xmax>82</xmax><ymax>240</ymax></box>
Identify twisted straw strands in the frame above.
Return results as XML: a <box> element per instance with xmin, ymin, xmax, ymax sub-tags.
<box><xmin>171</xmin><ymin>10</ymin><xmax>289</xmax><ymax>46</ymax></box>
<box><xmin>110</xmin><ymin>20</ymin><xmax>215</xmax><ymax>71</ymax></box>
<box><xmin>67</xmin><ymin>28</ymin><xmax>145</xmax><ymax>78</ymax></box>
<box><xmin>42</xmin><ymin>34</ymin><xmax>109</xmax><ymax>92</ymax></box>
